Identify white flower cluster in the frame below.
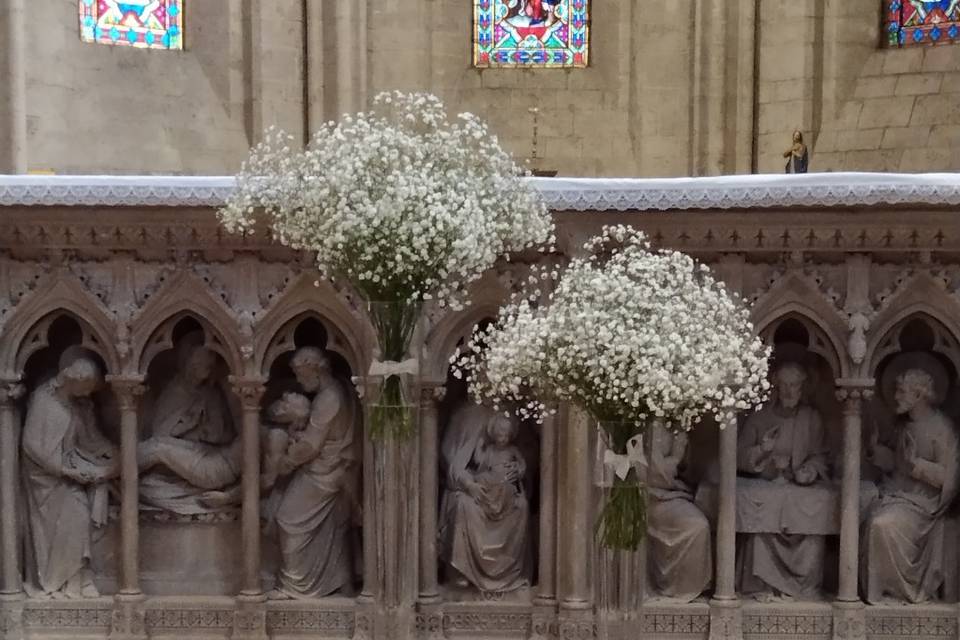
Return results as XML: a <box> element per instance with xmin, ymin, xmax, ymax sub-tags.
<box><xmin>218</xmin><ymin>92</ymin><xmax>554</xmax><ymax>307</ymax></box>
<box><xmin>457</xmin><ymin>225</ymin><xmax>771</xmax><ymax>432</ymax></box>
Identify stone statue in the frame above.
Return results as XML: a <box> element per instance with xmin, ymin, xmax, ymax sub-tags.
<box><xmin>736</xmin><ymin>362</ymin><xmax>829</xmax><ymax>600</ymax></box>
<box><xmin>438</xmin><ymin>404</ymin><xmax>530</xmax><ymax>593</ymax></box>
<box><xmin>267</xmin><ymin>347</ymin><xmax>359</xmax><ymax>598</ymax></box>
<box><xmin>22</xmin><ymin>352</ymin><xmax>119</xmax><ymax>598</ymax></box>
<box><xmin>783</xmin><ymin>130</ymin><xmax>809</xmax><ymax>174</ymax></box>
<box><xmin>647</xmin><ymin>423</ymin><xmax>712</xmax><ymax>602</ymax></box>
<box><xmin>138</xmin><ymin>335</ymin><xmax>238</xmax><ymax>515</ymax></box>
<box><xmin>861</xmin><ymin>365</ymin><xmax>960</xmax><ymax>604</ymax></box>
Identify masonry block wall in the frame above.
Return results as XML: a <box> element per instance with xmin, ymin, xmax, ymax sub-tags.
<box><xmin>1</xmin><ymin>0</ymin><xmax>958</xmax><ymax>176</ymax></box>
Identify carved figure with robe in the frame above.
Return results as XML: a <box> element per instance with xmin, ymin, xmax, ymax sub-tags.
<box><xmin>647</xmin><ymin>423</ymin><xmax>712</xmax><ymax>602</ymax></box>
<box><xmin>862</xmin><ymin>365</ymin><xmax>960</xmax><ymax>604</ymax></box>
<box><xmin>736</xmin><ymin>362</ymin><xmax>829</xmax><ymax>600</ymax></box>
<box><xmin>22</xmin><ymin>353</ymin><xmax>118</xmax><ymax>598</ymax></box>
<box><xmin>267</xmin><ymin>347</ymin><xmax>359</xmax><ymax>598</ymax></box>
<box><xmin>138</xmin><ymin>336</ymin><xmax>238</xmax><ymax>515</ymax></box>
<box><xmin>438</xmin><ymin>405</ymin><xmax>530</xmax><ymax>593</ymax></box>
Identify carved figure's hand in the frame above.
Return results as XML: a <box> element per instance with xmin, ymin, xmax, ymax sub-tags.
<box><xmin>795</xmin><ymin>465</ymin><xmax>817</xmax><ymax>486</ymax></box>
<box><xmin>465</xmin><ymin>480</ymin><xmax>487</xmax><ymax>503</ymax></box>
<box><xmin>278</xmin><ymin>456</ymin><xmax>297</xmax><ymax>476</ymax></box>
<box><xmin>903</xmin><ymin>432</ymin><xmax>917</xmax><ymax>464</ymax></box>
<box><xmin>199</xmin><ymin>490</ymin><xmax>234</xmax><ymax>509</ymax></box>
<box><xmin>761</xmin><ymin>427</ymin><xmax>779</xmax><ymax>453</ymax></box>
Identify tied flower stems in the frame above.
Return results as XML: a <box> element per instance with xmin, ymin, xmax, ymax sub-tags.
<box><xmin>597</xmin><ymin>476</ymin><xmax>647</xmax><ymax>552</ymax></box>
<box><xmin>596</xmin><ymin>420</ymin><xmax>647</xmax><ymax>551</ymax></box>
<box><xmin>368</xmin><ymin>300</ymin><xmax>420</xmax><ymax>440</ymax></box>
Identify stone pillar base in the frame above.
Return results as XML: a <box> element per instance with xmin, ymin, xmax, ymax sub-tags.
<box><xmin>352</xmin><ymin>601</ymin><xmax>375</xmax><ymax>640</ymax></box>
<box><xmin>109</xmin><ymin>593</ymin><xmax>146</xmax><ymax>640</ymax></box>
<box><xmin>0</xmin><ymin>592</ymin><xmax>25</xmax><ymax>640</ymax></box>
<box><xmin>415</xmin><ymin>603</ymin><xmax>444</xmax><ymax>640</ymax></box>
<box><xmin>558</xmin><ymin>608</ymin><xmax>596</xmax><ymax>640</ymax></box>
<box><xmin>832</xmin><ymin>601</ymin><xmax>866</xmax><ymax>640</ymax></box>
<box><xmin>232</xmin><ymin>594</ymin><xmax>267</xmax><ymax>640</ymax></box>
<box><xmin>708</xmin><ymin>598</ymin><xmax>742</xmax><ymax>640</ymax></box>
<box><xmin>531</xmin><ymin>602</ymin><xmax>558</xmax><ymax>640</ymax></box>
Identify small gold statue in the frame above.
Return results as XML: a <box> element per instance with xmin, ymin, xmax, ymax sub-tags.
<box><xmin>783</xmin><ymin>130</ymin><xmax>809</xmax><ymax>174</ymax></box>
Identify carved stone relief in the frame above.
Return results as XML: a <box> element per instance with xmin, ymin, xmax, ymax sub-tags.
<box><xmin>861</xmin><ymin>342</ymin><xmax>959</xmax><ymax>605</ymax></box>
<box><xmin>21</xmin><ymin>346</ymin><xmax>119</xmax><ymax>599</ymax></box>
<box><xmin>437</xmin><ymin>402</ymin><xmax>533</xmax><ymax>598</ymax></box>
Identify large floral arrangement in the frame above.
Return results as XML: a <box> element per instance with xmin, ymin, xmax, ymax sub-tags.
<box><xmin>219</xmin><ymin>92</ymin><xmax>554</xmax><ymax>438</ymax></box>
<box><xmin>456</xmin><ymin>225</ymin><xmax>770</xmax><ymax>549</ymax></box>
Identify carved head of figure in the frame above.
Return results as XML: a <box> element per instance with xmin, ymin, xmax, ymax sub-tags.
<box><xmin>894</xmin><ymin>368</ymin><xmax>936</xmax><ymax>415</ymax></box>
<box><xmin>267</xmin><ymin>392</ymin><xmax>311</xmax><ymax>431</ymax></box>
<box><xmin>793</xmin><ymin>130</ymin><xmax>804</xmax><ymax>145</ymax></box>
<box><xmin>290</xmin><ymin>347</ymin><xmax>331</xmax><ymax>394</ymax></box>
<box><xmin>486</xmin><ymin>414</ymin><xmax>518</xmax><ymax>448</ymax></box>
<box><xmin>183</xmin><ymin>347</ymin><xmax>216</xmax><ymax>386</ymax></box>
<box><xmin>773</xmin><ymin>362</ymin><xmax>807</xmax><ymax>410</ymax></box>
<box><xmin>58</xmin><ymin>356</ymin><xmax>102</xmax><ymax>398</ymax></box>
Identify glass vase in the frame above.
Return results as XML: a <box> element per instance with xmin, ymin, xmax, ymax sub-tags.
<box><xmin>366</xmin><ymin>300</ymin><xmax>421</xmax><ymax>440</ymax></box>
<box><xmin>594</xmin><ymin>419</ymin><xmax>648</xmax><ymax>551</ymax></box>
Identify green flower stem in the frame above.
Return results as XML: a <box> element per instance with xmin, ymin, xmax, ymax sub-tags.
<box><xmin>596</xmin><ymin>475</ymin><xmax>647</xmax><ymax>552</ymax></box>
<box><xmin>595</xmin><ymin>420</ymin><xmax>648</xmax><ymax>551</ymax></box>
<box><xmin>367</xmin><ymin>300</ymin><xmax>421</xmax><ymax>441</ymax></box>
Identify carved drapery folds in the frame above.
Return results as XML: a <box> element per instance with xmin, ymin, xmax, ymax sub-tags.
<box><xmin>3</xmin><ymin>207</ymin><xmax>960</xmax><ymax>639</ymax></box>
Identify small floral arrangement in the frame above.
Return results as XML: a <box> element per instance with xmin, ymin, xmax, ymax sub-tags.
<box><xmin>219</xmin><ymin>92</ymin><xmax>554</xmax><ymax>438</ymax></box>
<box><xmin>456</xmin><ymin>225</ymin><xmax>770</xmax><ymax>549</ymax></box>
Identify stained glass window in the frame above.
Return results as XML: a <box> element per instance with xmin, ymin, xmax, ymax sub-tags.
<box><xmin>79</xmin><ymin>0</ymin><xmax>183</xmax><ymax>50</ymax></box>
<box><xmin>474</xmin><ymin>0</ymin><xmax>589</xmax><ymax>68</ymax></box>
<box><xmin>884</xmin><ymin>0</ymin><xmax>960</xmax><ymax>46</ymax></box>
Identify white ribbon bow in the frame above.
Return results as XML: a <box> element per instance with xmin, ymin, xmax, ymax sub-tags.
<box><xmin>368</xmin><ymin>358</ymin><xmax>420</xmax><ymax>379</ymax></box>
<box><xmin>603</xmin><ymin>435</ymin><xmax>647</xmax><ymax>480</ymax></box>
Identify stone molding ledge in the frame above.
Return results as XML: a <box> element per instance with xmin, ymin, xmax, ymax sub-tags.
<box><xmin>1</xmin><ymin>599</ymin><xmax>959</xmax><ymax>639</ymax></box>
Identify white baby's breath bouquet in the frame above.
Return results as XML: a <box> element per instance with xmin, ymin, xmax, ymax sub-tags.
<box><xmin>219</xmin><ymin>92</ymin><xmax>554</xmax><ymax>438</ymax></box>
<box><xmin>456</xmin><ymin>225</ymin><xmax>770</xmax><ymax>549</ymax></box>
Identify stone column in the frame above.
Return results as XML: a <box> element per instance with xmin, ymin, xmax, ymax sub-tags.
<box><xmin>231</xmin><ymin>380</ymin><xmax>267</xmax><ymax>640</ymax></box>
<box><xmin>107</xmin><ymin>378</ymin><xmax>148</xmax><ymax>640</ymax></box>
<box><xmin>417</xmin><ymin>385</ymin><xmax>443</xmax><ymax>605</ymax></box>
<box><xmin>709</xmin><ymin>415</ymin><xmax>741</xmax><ymax>640</ymax></box>
<box><xmin>416</xmin><ymin>385</ymin><xmax>443</xmax><ymax>640</ymax></box>
<box><xmin>833</xmin><ymin>381</ymin><xmax>872</xmax><ymax>640</ymax></box>
<box><xmin>555</xmin><ymin>406</ymin><xmax>594</xmax><ymax>639</ymax></box>
<box><xmin>2</xmin><ymin>0</ymin><xmax>27</xmax><ymax>172</ymax></box>
<box><xmin>531</xmin><ymin>411</ymin><xmax>559</xmax><ymax>640</ymax></box>
<box><xmin>0</xmin><ymin>382</ymin><xmax>24</xmax><ymax>595</ymax></box>
<box><xmin>534</xmin><ymin>410</ymin><xmax>558</xmax><ymax>606</ymax></box>
<box><xmin>0</xmin><ymin>382</ymin><xmax>24</xmax><ymax>640</ymax></box>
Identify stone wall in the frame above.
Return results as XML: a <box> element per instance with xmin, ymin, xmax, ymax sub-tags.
<box><xmin>757</xmin><ymin>0</ymin><xmax>960</xmax><ymax>173</ymax></box>
<box><xmin>3</xmin><ymin>0</ymin><xmax>958</xmax><ymax>176</ymax></box>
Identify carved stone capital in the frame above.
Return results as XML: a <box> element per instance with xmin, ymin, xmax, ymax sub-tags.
<box><xmin>229</xmin><ymin>378</ymin><xmax>266</xmax><ymax>411</ymax></box>
<box><xmin>107</xmin><ymin>377</ymin><xmax>146</xmax><ymax>411</ymax></box>
<box><xmin>835</xmin><ymin>379</ymin><xmax>875</xmax><ymax>411</ymax></box>
<box><xmin>0</xmin><ymin>382</ymin><xmax>25</xmax><ymax>407</ymax></box>
<box><xmin>420</xmin><ymin>383</ymin><xmax>446</xmax><ymax>408</ymax></box>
